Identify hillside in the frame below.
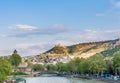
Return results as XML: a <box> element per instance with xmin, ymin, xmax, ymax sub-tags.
<box><xmin>46</xmin><ymin>38</ymin><xmax>120</xmax><ymax>58</ymax></box>
<box><xmin>101</xmin><ymin>45</ymin><xmax>120</xmax><ymax>57</ymax></box>
<box><xmin>46</xmin><ymin>44</ymin><xmax>68</xmax><ymax>54</ymax></box>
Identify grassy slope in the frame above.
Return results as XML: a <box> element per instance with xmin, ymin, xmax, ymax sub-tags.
<box><xmin>43</xmin><ymin>38</ymin><xmax>120</xmax><ymax>58</ymax></box>
<box><xmin>101</xmin><ymin>45</ymin><xmax>120</xmax><ymax>57</ymax></box>
<box><xmin>46</xmin><ymin>40</ymin><xmax>114</xmax><ymax>55</ymax></box>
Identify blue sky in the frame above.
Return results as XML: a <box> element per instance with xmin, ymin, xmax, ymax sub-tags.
<box><xmin>0</xmin><ymin>0</ymin><xmax>120</xmax><ymax>56</ymax></box>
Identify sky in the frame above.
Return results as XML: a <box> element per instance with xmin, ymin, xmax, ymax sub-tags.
<box><xmin>0</xmin><ymin>0</ymin><xmax>120</xmax><ymax>56</ymax></box>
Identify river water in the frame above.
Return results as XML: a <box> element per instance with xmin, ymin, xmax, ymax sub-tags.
<box><xmin>25</xmin><ymin>74</ymin><xmax>107</xmax><ymax>83</ymax></box>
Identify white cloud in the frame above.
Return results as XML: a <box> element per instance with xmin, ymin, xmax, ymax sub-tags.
<box><xmin>52</xmin><ymin>24</ymin><xmax>66</xmax><ymax>30</ymax></box>
<box><xmin>96</xmin><ymin>13</ymin><xmax>106</xmax><ymax>16</ymax></box>
<box><xmin>111</xmin><ymin>0</ymin><xmax>120</xmax><ymax>9</ymax></box>
<box><xmin>1</xmin><ymin>40</ymin><xmax>74</xmax><ymax>56</ymax></box>
<box><xmin>0</xmin><ymin>34</ymin><xmax>7</xmax><ymax>38</ymax></box>
<box><xmin>8</xmin><ymin>24</ymin><xmax>71</xmax><ymax>38</ymax></box>
<box><xmin>0</xmin><ymin>48</ymin><xmax>15</xmax><ymax>56</ymax></box>
<box><xmin>14</xmin><ymin>42</ymin><xmax>55</xmax><ymax>56</ymax></box>
<box><xmin>2</xmin><ymin>27</ymin><xmax>120</xmax><ymax>57</ymax></box>
<box><xmin>114</xmin><ymin>1</ymin><xmax>120</xmax><ymax>8</ymax></box>
<box><xmin>96</xmin><ymin>8</ymin><xmax>113</xmax><ymax>17</ymax></box>
<box><xmin>105</xmin><ymin>29</ymin><xmax>120</xmax><ymax>33</ymax></box>
<box><xmin>58</xmin><ymin>29</ymin><xmax>120</xmax><ymax>44</ymax></box>
<box><xmin>8</xmin><ymin>24</ymin><xmax>38</xmax><ymax>31</ymax></box>
<box><xmin>96</xmin><ymin>0</ymin><xmax>120</xmax><ymax>16</ymax></box>
<box><xmin>85</xmin><ymin>29</ymin><xmax>97</xmax><ymax>33</ymax></box>
<box><xmin>40</xmin><ymin>24</ymin><xmax>70</xmax><ymax>33</ymax></box>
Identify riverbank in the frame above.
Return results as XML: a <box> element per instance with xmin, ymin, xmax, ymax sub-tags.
<box><xmin>26</xmin><ymin>75</ymin><xmax>105</xmax><ymax>83</ymax></box>
<box><xmin>7</xmin><ymin>72</ymin><xmax>120</xmax><ymax>83</ymax></box>
<box><xmin>57</xmin><ymin>73</ymin><xmax>120</xmax><ymax>83</ymax></box>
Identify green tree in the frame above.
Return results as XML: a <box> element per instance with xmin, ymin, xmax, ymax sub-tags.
<box><xmin>56</xmin><ymin>62</ymin><xmax>69</xmax><ymax>72</ymax></box>
<box><xmin>0</xmin><ymin>73</ymin><xmax>6</xmax><ymax>83</ymax></box>
<box><xmin>105</xmin><ymin>57</ymin><xmax>114</xmax><ymax>75</ymax></box>
<box><xmin>27</xmin><ymin>59</ymin><xmax>33</xmax><ymax>68</ymax></box>
<box><xmin>0</xmin><ymin>59</ymin><xmax>12</xmax><ymax>83</ymax></box>
<box><xmin>10</xmin><ymin>53</ymin><xmax>22</xmax><ymax>71</ymax></box>
<box><xmin>46</xmin><ymin>64</ymin><xmax>58</xmax><ymax>71</ymax></box>
<box><xmin>88</xmin><ymin>53</ymin><xmax>106</xmax><ymax>75</ymax></box>
<box><xmin>56</xmin><ymin>62</ymin><xmax>63</xmax><ymax>72</ymax></box>
<box><xmin>60</xmin><ymin>63</ymin><xmax>69</xmax><ymax>72</ymax></box>
<box><xmin>78</xmin><ymin>58</ymin><xmax>89</xmax><ymax>74</ymax></box>
<box><xmin>67</xmin><ymin>58</ymin><xmax>79</xmax><ymax>72</ymax></box>
<box><xmin>113</xmin><ymin>51</ymin><xmax>120</xmax><ymax>75</ymax></box>
<box><xmin>67</xmin><ymin>61</ymin><xmax>77</xmax><ymax>72</ymax></box>
<box><xmin>32</xmin><ymin>64</ymin><xmax>44</xmax><ymax>71</ymax></box>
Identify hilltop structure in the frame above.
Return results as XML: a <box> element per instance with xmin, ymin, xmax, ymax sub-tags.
<box><xmin>13</xmin><ymin>49</ymin><xmax>18</xmax><ymax>54</ymax></box>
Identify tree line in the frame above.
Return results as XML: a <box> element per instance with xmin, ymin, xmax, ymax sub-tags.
<box><xmin>1</xmin><ymin>51</ymin><xmax>120</xmax><ymax>82</ymax></box>
<box><xmin>0</xmin><ymin>53</ymin><xmax>21</xmax><ymax>83</ymax></box>
<box><xmin>32</xmin><ymin>51</ymin><xmax>120</xmax><ymax>76</ymax></box>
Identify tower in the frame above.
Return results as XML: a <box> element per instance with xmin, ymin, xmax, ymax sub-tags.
<box><xmin>13</xmin><ymin>49</ymin><xmax>18</xmax><ymax>54</ymax></box>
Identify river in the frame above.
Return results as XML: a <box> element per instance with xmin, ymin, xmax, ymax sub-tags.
<box><xmin>25</xmin><ymin>74</ymin><xmax>107</xmax><ymax>83</ymax></box>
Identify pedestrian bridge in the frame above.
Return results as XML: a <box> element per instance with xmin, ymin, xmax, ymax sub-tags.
<box><xmin>33</xmin><ymin>71</ymin><xmax>59</xmax><ymax>77</ymax></box>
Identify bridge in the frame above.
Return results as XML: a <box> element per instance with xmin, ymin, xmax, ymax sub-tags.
<box><xmin>33</xmin><ymin>71</ymin><xmax>59</xmax><ymax>77</ymax></box>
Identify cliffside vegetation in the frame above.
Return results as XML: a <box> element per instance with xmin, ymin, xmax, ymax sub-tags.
<box><xmin>46</xmin><ymin>38</ymin><xmax>120</xmax><ymax>57</ymax></box>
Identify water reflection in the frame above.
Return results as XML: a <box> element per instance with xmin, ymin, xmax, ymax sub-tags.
<box><xmin>25</xmin><ymin>74</ymin><xmax>106</xmax><ymax>83</ymax></box>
